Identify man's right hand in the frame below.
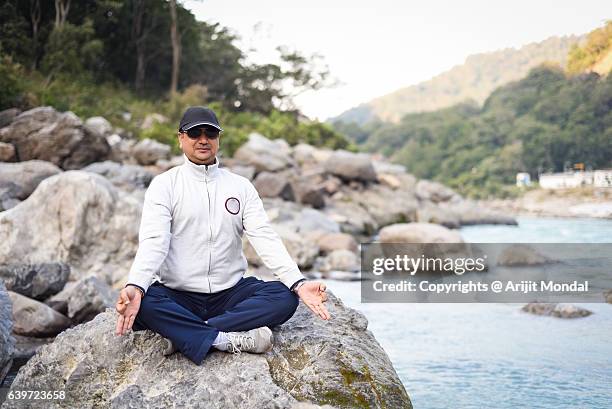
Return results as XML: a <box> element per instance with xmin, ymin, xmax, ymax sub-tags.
<box><xmin>115</xmin><ymin>286</ymin><xmax>142</xmax><ymax>336</ymax></box>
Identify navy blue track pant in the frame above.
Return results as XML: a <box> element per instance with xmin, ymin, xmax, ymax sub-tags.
<box><xmin>133</xmin><ymin>276</ymin><xmax>299</xmax><ymax>365</ymax></box>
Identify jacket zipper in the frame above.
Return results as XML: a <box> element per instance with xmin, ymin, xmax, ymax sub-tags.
<box><xmin>205</xmin><ymin>166</ymin><xmax>213</xmax><ymax>292</ymax></box>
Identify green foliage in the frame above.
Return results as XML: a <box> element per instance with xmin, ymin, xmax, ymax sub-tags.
<box><xmin>568</xmin><ymin>20</ymin><xmax>612</xmax><ymax>74</ymax></box>
<box><xmin>0</xmin><ymin>51</ymin><xmax>24</xmax><ymax>109</ymax></box>
<box><xmin>347</xmin><ymin>66</ymin><xmax>612</xmax><ymax>199</ymax></box>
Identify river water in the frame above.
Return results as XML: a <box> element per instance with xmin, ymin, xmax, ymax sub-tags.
<box><xmin>324</xmin><ymin>217</ymin><xmax>612</xmax><ymax>409</ymax></box>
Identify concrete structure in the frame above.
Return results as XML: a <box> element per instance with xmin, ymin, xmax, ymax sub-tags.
<box><xmin>516</xmin><ymin>172</ymin><xmax>531</xmax><ymax>187</ymax></box>
<box><xmin>594</xmin><ymin>170</ymin><xmax>612</xmax><ymax>188</ymax></box>
<box><xmin>538</xmin><ymin>171</ymin><xmax>594</xmax><ymax>189</ymax></box>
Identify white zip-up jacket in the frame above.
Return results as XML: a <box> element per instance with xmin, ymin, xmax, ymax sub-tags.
<box><xmin>126</xmin><ymin>154</ymin><xmax>305</xmax><ymax>294</ymax></box>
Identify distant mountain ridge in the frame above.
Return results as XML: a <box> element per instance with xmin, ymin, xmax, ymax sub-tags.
<box><xmin>332</xmin><ymin>35</ymin><xmax>583</xmax><ymax>125</ymax></box>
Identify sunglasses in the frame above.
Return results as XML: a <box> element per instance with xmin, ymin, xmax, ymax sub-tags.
<box><xmin>183</xmin><ymin>126</ymin><xmax>220</xmax><ymax>139</ymax></box>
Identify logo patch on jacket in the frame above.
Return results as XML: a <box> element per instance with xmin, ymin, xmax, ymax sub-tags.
<box><xmin>225</xmin><ymin>197</ymin><xmax>240</xmax><ymax>215</ymax></box>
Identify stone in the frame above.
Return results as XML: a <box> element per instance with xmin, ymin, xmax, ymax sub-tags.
<box><xmin>12</xmin><ymin>334</ymin><xmax>55</xmax><ymax>361</ymax></box>
<box><xmin>440</xmin><ymin>200</ymin><xmax>517</xmax><ymax>226</ymax></box>
<box><xmin>295</xmin><ymin>208</ymin><xmax>340</xmax><ymax>234</ymax></box>
<box><xmin>0</xmin><ymin>262</ymin><xmax>69</xmax><ymax>301</ymax></box>
<box><xmin>0</xmin><ymin>282</ymin><xmax>15</xmax><ymax>383</ymax></box>
<box><xmin>8</xmin><ymin>291</ymin><xmax>71</xmax><ymax>337</ymax></box>
<box><xmin>604</xmin><ymin>290</ymin><xmax>612</xmax><ymax>304</ymax></box>
<box><xmin>0</xmin><ymin>160</ymin><xmax>63</xmax><ymax>200</ymax></box>
<box><xmin>323</xmin><ymin>150</ymin><xmax>377</xmax><ymax>182</ymax></box>
<box><xmin>253</xmin><ymin>171</ymin><xmax>295</xmax><ymax>201</ymax></box>
<box><xmin>131</xmin><ymin>138</ymin><xmax>171</xmax><ymax>166</ymax></box>
<box><xmin>0</xmin><ymin>141</ymin><xmax>15</xmax><ymax>161</ymax></box>
<box><xmin>316</xmin><ymin>233</ymin><xmax>358</xmax><ymax>254</ymax></box>
<box><xmin>82</xmin><ymin>161</ymin><xmax>154</xmax><ymax>191</ymax></box>
<box><xmin>521</xmin><ymin>303</ymin><xmax>592</xmax><ymax>319</ymax></box>
<box><xmin>233</xmin><ymin>133</ymin><xmax>295</xmax><ymax>173</ymax></box>
<box><xmin>379</xmin><ymin>222</ymin><xmax>464</xmax><ymax>244</ymax></box>
<box><xmin>4</xmin><ymin>293</ymin><xmax>411</xmax><ymax>408</ymax></box>
<box><xmin>372</xmin><ymin>160</ymin><xmax>407</xmax><ymax>175</ymax></box>
<box><xmin>497</xmin><ymin>244</ymin><xmax>553</xmax><ymax>266</ymax></box>
<box><xmin>0</xmin><ymin>108</ymin><xmax>21</xmax><ymax>128</ymax></box>
<box><xmin>227</xmin><ymin>165</ymin><xmax>256</xmax><ymax>181</ymax></box>
<box><xmin>415</xmin><ymin>180</ymin><xmax>458</xmax><ymax>203</ymax></box>
<box><xmin>416</xmin><ymin>201</ymin><xmax>461</xmax><ymax>229</ymax></box>
<box><xmin>140</xmin><ymin>113</ymin><xmax>169</xmax><ymax>130</ymax></box>
<box><xmin>49</xmin><ymin>276</ymin><xmax>118</xmax><ymax>323</ymax></box>
<box><xmin>324</xmin><ymin>201</ymin><xmax>378</xmax><ymax>236</ymax></box>
<box><xmin>84</xmin><ymin>116</ymin><xmax>113</xmax><ymax>138</ymax></box>
<box><xmin>319</xmin><ymin>250</ymin><xmax>360</xmax><ymax>273</ymax></box>
<box><xmin>244</xmin><ymin>224</ymin><xmax>319</xmax><ymax>269</ymax></box>
<box><xmin>292</xmin><ymin>178</ymin><xmax>326</xmax><ymax>209</ymax></box>
<box><xmin>377</xmin><ymin>173</ymin><xmax>401</xmax><ymax>189</ymax></box>
<box><xmin>0</xmin><ymin>171</ymin><xmax>141</xmax><ymax>286</ymax></box>
<box><xmin>0</xmin><ymin>107</ymin><xmax>111</xmax><ymax>169</ymax></box>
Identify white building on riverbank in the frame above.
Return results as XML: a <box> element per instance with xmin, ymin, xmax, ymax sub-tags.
<box><xmin>538</xmin><ymin>170</ymin><xmax>612</xmax><ymax>189</ymax></box>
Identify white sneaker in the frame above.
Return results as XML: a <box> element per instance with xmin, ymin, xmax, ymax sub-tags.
<box><xmin>225</xmin><ymin>327</ymin><xmax>273</xmax><ymax>354</ymax></box>
<box><xmin>162</xmin><ymin>337</ymin><xmax>177</xmax><ymax>356</ymax></box>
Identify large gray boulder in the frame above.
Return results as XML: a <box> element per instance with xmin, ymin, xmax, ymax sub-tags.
<box><xmin>253</xmin><ymin>171</ymin><xmax>295</xmax><ymax>201</ymax></box>
<box><xmin>0</xmin><ymin>160</ymin><xmax>63</xmax><ymax>211</ymax></box>
<box><xmin>7</xmin><ymin>291</ymin><xmax>71</xmax><ymax>337</ymax></box>
<box><xmin>0</xmin><ymin>282</ymin><xmax>15</xmax><ymax>384</ymax></box>
<box><xmin>233</xmin><ymin>133</ymin><xmax>295</xmax><ymax>173</ymax></box>
<box><xmin>0</xmin><ymin>141</ymin><xmax>15</xmax><ymax>162</ymax></box>
<box><xmin>82</xmin><ymin>161</ymin><xmax>154</xmax><ymax>191</ymax></box>
<box><xmin>0</xmin><ymin>107</ymin><xmax>110</xmax><ymax>169</ymax></box>
<box><xmin>415</xmin><ymin>180</ymin><xmax>458</xmax><ymax>203</ymax></box>
<box><xmin>46</xmin><ymin>276</ymin><xmax>118</xmax><ymax>323</ymax></box>
<box><xmin>3</xmin><ymin>293</ymin><xmax>411</xmax><ymax>408</ymax></box>
<box><xmin>131</xmin><ymin>138</ymin><xmax>171</xmax><ymax>166</ymax></box>
<box><xmin>0</xmin><ymin>171</ymin><xmax>141</xmax><ymax>285</ymax></box>
<box><xmin>84</xmin><ymin>116</ymin><xmax>113</xmax><ymax>139</ymax></box>
<box><xmin>0</xmin><ymin>262</ymin><xmax>69</xmax><ymax>300</ymax></box>
<box><xmin>379</xmin><ymin>222</ymin><xmax>464</xmax><ymax>244</ymax></box>
<box><xmin>323</xmin><ymin>150</ymin><xmax>377</xmax><ymax>182</ymax></box>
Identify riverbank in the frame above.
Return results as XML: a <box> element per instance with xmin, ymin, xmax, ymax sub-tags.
<box><xmin>480</xmin><ymin>187</ymin><xmax>612</xmax><ymax>219</ymax></box>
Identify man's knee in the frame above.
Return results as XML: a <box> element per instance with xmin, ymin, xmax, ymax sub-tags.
<box><xmin>265</xmin><ymin>282</ymin><xmax>299</xmax><ymax>324</ymax></box>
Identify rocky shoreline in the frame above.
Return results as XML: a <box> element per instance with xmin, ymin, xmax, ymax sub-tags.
<box><xmin>4</xmin><ymin>105</ymin><xmax>588</xmax><ymax>408</ymax></box>
<box><xmin>480</xmin><ymin>188</ymin><xmax>612</xmax><ymax>219</ymax></box>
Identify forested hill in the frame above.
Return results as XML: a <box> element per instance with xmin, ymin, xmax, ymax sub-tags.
<box><xmin>332</xmin><ymin>35</ymin><xmax>581</xmax><ymax>125</ymax></box>
<box><xmin>360</xmin><ymin>66</ymin><xmax>612</xmax><ymax>198</ymax></box>
<box><xmin>568</xmin><ymin>21</ymin><xmax>612</xmax><ymax>75</ymax></box>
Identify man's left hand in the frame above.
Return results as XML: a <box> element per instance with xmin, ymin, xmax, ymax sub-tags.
<box><xmin>297</xmin><ymin>281</ymin><xmax>330</xmax><ymax>320</ymax></box>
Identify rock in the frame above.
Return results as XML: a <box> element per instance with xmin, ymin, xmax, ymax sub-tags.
<box><xmin>154</xmin><ymin>155</ymin><xmax>184</xmax><ymax>172</ymax></box>
<box><xmin>140</xmin><ymin>113</ymin><xmax>169</xmax><ymax>130</ymax></box>
<box><xmin>44</xmin><ymin>282</ymin><xmax>77</xmax><ymax>314</ymax></box>
<box><xmin>416</xmin><ymin>201</ymin><xmax>461</xmax><ymax>229</ymax></box>
<box><xmin>323</xmin><ymin>150</ymin><xmax>377</xmax><ymax>182</ymax></box>
<box><xmin>319</xmin><ymin>250</ymin><xmax>360</xmax><ymax>273</ymax></box>
<box><xmin>379</xmin><ymin>222</ymin><xmax>464</xmax><ymax>244</ymax></box>
<box><xmin>253</xmin><ymin>171</ymin><xmax>295</xmax><ymax>201</ymax></box>
<box><xmin>0</xmin><ymin>141</ymin><xmax>15</xmax><ymax>161</ymax></box>
<box><xmin>4</xmin><ymin>293</ymin><xmax>411</xmax><ymax>408</ymax></box>
<box><xmin>372</xmin><ymin>160</ymin><xmax>407</xmax><ymax>175</ymax></box>
<box><xmin>0</xmin><ymin>107</ymin><xmax>111</xmax><ymax>169</ymax></box>
<box><xmin>339</xmin><ymin>184</ymin><xmax>418</xmax><ymax>228</ymax></box>
<box><xmin>84</xmin><ymin>116</ymin><xmax>113</xmax><ymax>138</ymax></box>
<box><xmin>8</xmin><ymin>291</ymin><xmax>71</xmax><ymax>337</ymax></box>
<box><xmin>131</xmin><ymin>138</ymin><xmax>171</xmax><ymax>166</ymax></box>
<box><xmin>0</xmin><ymin>282</ymin><xmax>15</xmax><ymax>383</ymax></box>
<box><xmin>497</xmin><ymin>244</ymin><xmax>552</xmax><ymax>266</ymax></box>
<box><xmin>82</xmin><ymin>161</ymin><xmax>154</xmax><ymax>191</ymax></box>
<box><xmin>377</xmin><ymin>173</ymin><xmax>401</xmax><ymax>189</ymax></box>
<box><xmin>234</xmin><ymin>133</ymin><xmax>295</xmax><ymax>173</ymax></box>
<box><xmin>521</xmin><ymin>303</ymin><xmax>592</xmax><ymax>319</ymax></box>
<box><xmin>0</xmin><ymin>160</ymin><xmax>63</xmax><ymax>200</ymax></box>
<box><xmin>49</xmin><ymin>276</ymin><xmax>118</xmax><ymax>323</ymax></box>
<box><xmin>227</xmin><ymin>164</ymin><xmax>256</xmax><ymax>181</ymax></box>
<box><xmin>443</xmin><ymin>200</ymin><xmax>517</xmax><ymax>226</ymax></box>
<box><xmin>295</xmin><ymin>208</ymin><xmax>340</xmax><ymax>234</ymax></box>
<box><xmin>325</xmin><ymin>201</ymin><xmax>378</xmax><ymax>236</ymax></box>
<box><xmin>244</xmin><ymin>224</ymin><xmax>319</xmax><ymax>269</ymax></box>
<box><xmin>0</xmin><ymin>263</ymin><xmax>69</xmax><ymax>301</ymax></box>
<box><xmin>316</xmin><ymin>233</ymin><xmax>358</xmax><ymax>254</ymax></box>
<box><xmin>12</xmin><ymin>334</ymin><xmax>55</xmax><ymax>361</ymax></box>
<box><xmin>605</xmin><ymin>290</ymin><xmax>612</xmax><ymax>304</ymax></box>
<box><xmin>0</xmin><ymin>108</ymin><xmax>21</xmax><ymax>128</ymax></box>
<box><xmin>291</xmin><ymin>176</ymin><xmax>326</xmax><ymax>209</ymax></box>
<box><xmin>415</xmin><ymin>180</ymin><xmax>458</xmax><ymax>203</ymax></box>
<box><xmin>0</xmin><ymin>171</ymin><xmax>141</xmax><ymax>285</ymax></box>
<box><xmin>292</xmin><ymin>143</ymin><xmax>318</xmax><ymax>165</ymax></box>
<box><xmin>108</xmin><ymin>138</ymin><xmax>137</xmax><ymax>164</ymax></box>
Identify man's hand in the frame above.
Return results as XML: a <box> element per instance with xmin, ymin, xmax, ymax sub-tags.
<box><xmin>297</xmin><ymin>281</ymin><xmax>330</xmax><ymax>320</ymax></box>
<box><xmin>115</xmin><ymin>286</ymin><xmax>142</xmax><ymax>336</ymax></box>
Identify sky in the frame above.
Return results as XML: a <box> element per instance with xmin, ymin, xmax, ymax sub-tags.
<box><xmin>184</xmin><ymin>0</ymin><xmax>611</xmax><ymax>120</ymax></box>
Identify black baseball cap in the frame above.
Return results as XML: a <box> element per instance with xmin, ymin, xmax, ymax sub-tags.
<box><xmin>179</xmin><ymin>106</ymin><xmax>223</xmax><ymax>132</ymax></box>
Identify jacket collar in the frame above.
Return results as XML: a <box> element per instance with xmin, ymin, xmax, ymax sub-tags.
<box><xmin>182</xmin><ymin>154</ymin><xmax>220</xmax><ymax>180</ymax></box>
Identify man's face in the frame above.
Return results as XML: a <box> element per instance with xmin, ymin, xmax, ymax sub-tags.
<box><xmin>178</xmin><ymin>126</ymin><xmax>220</xmax><ymax>165</ymax></box>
